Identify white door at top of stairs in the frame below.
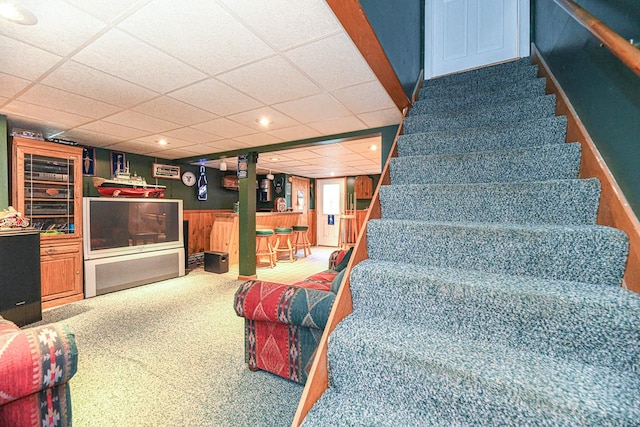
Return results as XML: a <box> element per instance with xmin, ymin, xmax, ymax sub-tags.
<box><xmin>425</xmin><ymin>0</ymin><xmax>530</xmax><ymax>78</ymax></box>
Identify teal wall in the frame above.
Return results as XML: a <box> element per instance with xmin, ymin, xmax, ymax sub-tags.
<box><xmin>82</xmin><ymin>147</ymin><xmax>237</xmax><ymax>210</ymax></box>
<box><xmin>532</xmin><ymin>0</ymin><xmax>640</xmax><ymax>216</ymax></box>
<box><xmin>0</xmin><ymin>115</ymin><xmax>7</xmax><ymax>209</ymax></box>
<box><xmin>360</xmin><ymin>0</ymin><xmax>425</xmax><ymax>97</ymax></box>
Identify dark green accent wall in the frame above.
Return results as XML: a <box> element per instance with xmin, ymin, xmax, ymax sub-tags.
<box><xmin>360</xmin><ymin>0</ymin><xmax>425</xmax><ymax>97</ymax></box>
<box><xmin>82</xmin><ymin>147</ymin><xmax>238</xmax><ymax>210</ymax></box>
<box><xmin>533</xmin><ymin>0</ymin><xmax>640</xmax><ymax>216</ymax></box>
<box><xmin>0</xmin><ymin>115</ymin><xmax>7</xmax><ymax>209</ymax></box>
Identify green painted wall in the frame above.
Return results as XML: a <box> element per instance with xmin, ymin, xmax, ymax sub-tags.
<box><xmin>533</xmin><ymin>0</ymin><xmax>640</xmax><ymax>216</ymax></box>
<box><xmin>82</xmin><ymin>147</ymin><xmax>238</xmax><ymax>210</ymax></box>
<box><xmin>0</xmin><ymin>115</ymin><xmax>7</xmax><ymax>209</ymax></box>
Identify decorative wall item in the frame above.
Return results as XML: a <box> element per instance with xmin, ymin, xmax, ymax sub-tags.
<box><xmin>197</xmin><ymin>165</ymin><xmax>208</xmax><ymax>201</ymax></box>
<box><xmin>82</xmin><ymin>148</ymin><xmax>95</xmax><ymax>176</ymax></box>
<box><xmin>110</xmin><ymin>151</ymin><xmax>126</xmax><ymax>177</ymax></box>
<box><xmin>152</xmin><ymin>163</ymin><xmax>181</xmax><ymax>180</ymax></box>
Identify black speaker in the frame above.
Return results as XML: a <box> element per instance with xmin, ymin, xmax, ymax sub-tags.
<box><xmin>204</xmin><ymin>251</ymin><xmax>229</xmax><ymax>274</ymax></box>
<box><xmin>183</xmin><ymin>220</ymin><xmax>189</xmax><ymax>269</ymax></box>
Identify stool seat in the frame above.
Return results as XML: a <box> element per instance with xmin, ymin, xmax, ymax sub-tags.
<box><xmin>274</xmin><ymin>227</ymin><xmax>295</xmax><ymax>262</ymax></box>
<box><xmin>293</xmin><ymin>225</ymin><xmax>308</xmax><ymax>231</ymax></box>
<box><xmin>257</xmin><ymin>229</ymin><xmax>274</xmax><ymax>236</ymax></box>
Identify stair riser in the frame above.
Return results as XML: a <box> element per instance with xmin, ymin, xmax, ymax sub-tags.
<box><xmin>404</xmin><ymin>96</ymin><xmax>556</xmax><ymax>134</ymax></box>
<box><xmin>348</xmin><ymin>263</ymin><xmax>639</xmax><ymax>371</ymax></box>
<box><xmin>397</xmin><ymin>116</ymin><xmax>568</xmax><ymax>157</ymax></box>
<box><xmin>390</xmin><ymin>143</ymin><xmax>581</xmax><ymax>186</ymax></box>
<box><xmin>366</xmin><ymin>220</ymin><xmax>628</xmax><ymax>286</ymax></box>
<box><xmin>415</xmin><ymin>78</ymin><xmax>547</xmax><ymax>115</ymax></box>
<box><xmin>379</xmin><ymin>179</ymin><xmax>600</xmax><ymax>226</ymax></box>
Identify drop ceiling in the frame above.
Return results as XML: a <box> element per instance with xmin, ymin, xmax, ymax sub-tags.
<box><xmin>0</xmin><ymin>0</ymin><xmax>402</xmax><ymax>178</ymax></box>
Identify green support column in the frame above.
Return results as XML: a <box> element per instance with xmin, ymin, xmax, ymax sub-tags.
<box><xmin>238</xmin><ymin>152</ymin><xmax>257</xmax><ymax>279</ymax></box>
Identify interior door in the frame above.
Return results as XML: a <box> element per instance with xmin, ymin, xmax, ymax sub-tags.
<box><xmin>426</xmin><ymin>0</ymin><xmax>528</xmax><ymax>78</ymax></box>
<box><xmin>316</xmin><ymin>178</ymin><xmax>344</xmax><ymax>247</ymax></box>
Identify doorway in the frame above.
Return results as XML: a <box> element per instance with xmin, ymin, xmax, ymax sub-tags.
<box><xmin>316</xmin><ymin>178</ymin><xmax>345</xmax><ymax>247</ymax></box>
<box><xmin>425</xmin><ymin>0</ymin><xmax>530</xmax><ymax>78</ymax></box>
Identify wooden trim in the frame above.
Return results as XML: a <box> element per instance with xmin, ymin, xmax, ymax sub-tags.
<box><xmin>291</xmin><ymin>116</ymin><xmax>405</xmax><ymax>426</ymax></box>
<box><xmin>411</xmin><ymin>69</ymin><xmax>424</xmax><ymax>104</ymax></box>
<box><xmin>532</xmin><ymin>45</ymin><xmax>640</xmax><ymax>292</ymax></box>
<box><xmin>552</xmin><ymin>0</ymin><xmax>640</xmax><ymax>77</ymax></box>
<box><xmin>326</xmin><ymin>0</ymin><xmax>411</xmax><ymax>111</ymax></box>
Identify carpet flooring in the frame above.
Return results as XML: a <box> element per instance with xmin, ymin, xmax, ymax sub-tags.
<box><xmin>31</xmin><ymin>268</ymin><xmax>303</xmax><ymax>426</ymax></box>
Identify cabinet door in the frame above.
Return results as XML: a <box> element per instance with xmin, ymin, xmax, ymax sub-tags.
<box><xmin>40</xmin><ymin>243</ymin><xmax>83</xmax><ymax>308</ymax></box>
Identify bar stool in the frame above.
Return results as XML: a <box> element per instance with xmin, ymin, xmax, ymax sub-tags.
<box><xmin>256</xmin><ymin>229</ymin><xmax>276</xmax><ymax>268</ymax></box>
<box><xmin>292</xmin><ymin>225</ymin><xmax>312</xmax><ymax>257</ymax></box>
<box><xmin>338</xmin><ymin>211</ymin><xmax>358</xmax><ymax>250</ymax></box>
<box><xmin>273</xmin><ymin>227</ymin><xmax>295</xmax><ymax>262</ymax></box>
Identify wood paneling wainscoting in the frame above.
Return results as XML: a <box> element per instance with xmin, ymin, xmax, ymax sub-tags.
<box><xmin>183</xmin><ymin>210</ymin><xmax>231</xmax><ymax>254</ymax></box>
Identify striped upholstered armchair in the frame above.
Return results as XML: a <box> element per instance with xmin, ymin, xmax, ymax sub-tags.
<box><xmin>234</xmin><ymin>248</ymin><xmax>352</xmax><ymax>384</ymax></box>
<box><xmin>0</xmin><ymin>315</ymin><xmax>78</xmax><ymax>426</ymax></box>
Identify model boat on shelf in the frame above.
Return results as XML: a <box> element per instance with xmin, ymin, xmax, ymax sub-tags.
<box><xmin>93</xmin><ymin>167</ymin><xmax>165</xmax><ymax>198</ymax></box>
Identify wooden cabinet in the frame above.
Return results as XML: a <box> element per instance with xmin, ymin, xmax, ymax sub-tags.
<box><xmin>354</xmin><ymin>175</ymin><xmax>373</xmax><ymax>199</ymax></box>
<box><xmin>11</xmin><ymin>137</ymin><xmax>84</xmax><ymax>308</ymax></box>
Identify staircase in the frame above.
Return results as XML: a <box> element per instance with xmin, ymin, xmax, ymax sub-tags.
<box><xmin>302</xmin><ymin>59</ymin><xmax>640</xmax><ymax>425</ymax></box>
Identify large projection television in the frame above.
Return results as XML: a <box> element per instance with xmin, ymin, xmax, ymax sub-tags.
<box><xmin>83</xmin><ymin>197</ymin><xmax>185</xmax><ymax>297</ymax></box>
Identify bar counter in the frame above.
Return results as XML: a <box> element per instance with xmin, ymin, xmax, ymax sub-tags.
<box><xmin>209</xmin><ymin>211</ymin><xmax>304</xmax><ymax>265</ymax></box>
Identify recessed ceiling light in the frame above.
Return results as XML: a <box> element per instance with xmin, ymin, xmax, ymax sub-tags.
<box><xmin>270</xmin><ymin>157</ymin><xmax>279</xmax><ymax>161</ymax></box>
<box><xmin>157</xmin><ymin>139</ymin><xmax>168</xmax><ymax>145</ymax></box>
<box><xmin>330</xmin><ymin>172</ymin><xmax>335</xmax><ymax>177</ymax></box>
<box><xmin>0</xmin><ymin>3</ymin><xmax>37</xmax><ymax>25</ymax></box>
<box><xmin>256</xmin><ymin>117</ymin><xmax>272</xmax><ymax>127</ymax></box>
<box><xmin>370</xmin><ymin>144</ymin><xmax>378</xmax><ymax>151</ymax></box>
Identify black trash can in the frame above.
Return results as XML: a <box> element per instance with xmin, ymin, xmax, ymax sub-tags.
<box><xmin>204</xmin><ymin>251</ymin><xmax>229</xmax><ymax>274</ymax></box>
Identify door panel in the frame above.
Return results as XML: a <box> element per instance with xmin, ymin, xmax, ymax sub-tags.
<box><xmin>316</xmin><ymin>178</ymin><xmax>344</xmax><ymax>247</ymax></box>
<box><xmin>429</xmin><ymin>0</ymin><xmax>522</xmax><ymax>77</ymax></box>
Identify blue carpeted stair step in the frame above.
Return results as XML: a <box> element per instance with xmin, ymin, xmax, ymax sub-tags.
<box><xmin>307</xmin><ymin>316</ymin><xmax>640</xmax><ymax>426</ymax></box>
<box><xmin>348</xmin><ymin>260</ymin><xmax>640</xmax><ymax>370</ymax></box>
<box><xmin>404</xmin><ymin>94</ymin><xmax>556</xmax><ymax>134</ymax></box>
<box><xmin>390</xmin><ymin>143</ymin><xmax>581</xmax><ymax>185</ymax></box>
<box><xmin>413</xmin><ymin>77</ymin><xmax>547</xmax><ymax>115</ymax></box>
<box><xmin>379</xmin><ymin>179</ymin><xmax>600</xmax><ymax>226</ymax></box>
<box><xmin>397</xmin><ymin>115</ymin><xmax>567</xmax><ymax>157</ymax></box>
<box><xmin>366</xmin><ymin>219</ymin><xmax>628</xmax><ymax>285</ymax></box>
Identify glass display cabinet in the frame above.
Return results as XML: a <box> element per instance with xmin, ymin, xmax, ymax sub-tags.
<box><xmin>11</xmin><ymin>137</ymin><xmax>84</xmax><ymax>308</ymax></box>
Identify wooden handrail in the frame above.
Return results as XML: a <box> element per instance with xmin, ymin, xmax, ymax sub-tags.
<box><xmin>553</xmin><ymin>0</ymin><xmax>640</xmax><ymax>77</ymax></box>
<box><xmin>291</xmin><ymin>117</ymin><xmax>405</xmax><ymax>426</ymax></box>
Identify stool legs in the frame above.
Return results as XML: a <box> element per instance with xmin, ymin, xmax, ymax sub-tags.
<box><xmin>274</xmin><ymin>233</ymin><xmax>294</xmax><ymax>262</ymax></box>
<box><xmin>293</xmin><ymin>230</ymin><xmax>312</xmax><ymax>257</ymax></box>
<box><xmin>256</xmin><ymin>235</ymin><xmax>276</xmax><ymax>268</ymax></box>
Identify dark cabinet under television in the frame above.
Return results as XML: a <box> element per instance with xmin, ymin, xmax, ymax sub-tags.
<box><xmin>11</xmin><ymin>137</ymin><xmax>84</xmax><ymax>308</ymax></box>
<box><xmin>0</xmin><ymin>229</ymin><xmax>42</xmax><ymax>326</ymax></box>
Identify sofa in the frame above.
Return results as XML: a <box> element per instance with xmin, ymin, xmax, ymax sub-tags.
<box><xmin>0</xmin><ymin>315</ymin><xmax>78</xmax><ymax>427</ymax></box>
<box><xmin>234</xmin><ymin>248</ymin><xmax>352</xmax><ymax>384</ymax></box>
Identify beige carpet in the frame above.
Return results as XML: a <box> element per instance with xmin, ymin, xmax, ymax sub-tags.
<box><xmin>33</xmin><ymin>268</ymin><xmax>303</xmax><ymax>426</ymax></box>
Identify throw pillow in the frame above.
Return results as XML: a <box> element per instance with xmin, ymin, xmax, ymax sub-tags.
<box><xmin>330</xmin><ymin>269</ymin><xmax>346</xmax><ymax>293</ymax></box>
<box><xmin>334</xmin><ymin>247</ymin><xmax>354</xmax><ymax>272</ymax></box>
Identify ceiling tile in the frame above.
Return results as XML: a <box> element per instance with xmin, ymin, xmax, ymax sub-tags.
<box><xmin>332</xmin><ymin>80</ymin><xmax>396</xmax><ymax>114</ymax></box>
<box><xmin>216</xmin><ymin>56</ymin><xmax>321</xmax><ymax>104</ymax></box>
<box><xmin>104</xmin><ymin>140</ymin><xmax>159</xmax><ymax>155</ymax></box>
<box><xmin>170</xmin><ymin>79</ymin><xmax>262</xmax><ymax>116</ymax></box>
<box><xmin>309</xmin><ymin>115</ymin><xmax>367</xmax><ymax>135</ymax></box>
<box><xmin>2</xmin><ymin>100</ymin><xmax>92</xmax><ymax>130</ymax></box>
<box><xmin>119</xmin><ymin>0</ymin><xmax>274</xmax><ymax>75</ymax></box>
<box><xmin>273</xmin><ymin>93</ymin><xmax>351</xmax><ymax>123</ymax></box>
<box><xmin>227</xmin><ymin>106</ymin><xmax>300</xmax><ymax>131</ymax></box>
<box><xmin>0</xmin><ymin>0</ymin><xmax>106</xmax><ymax>56</ymax></box>
<box><xmin>61</xmin><ymin>128</ymin><xmax>122</xmax><ymax>147</ymax></box>
<box><xmin>286</xmin><ymin>33</ymin><xmax>375</xmax><ymax>90</ymax></box>
<box><xmin>0</xmin><ymin>73</ymin><xmax>31</xmax><ymax>99</ymax></box>
<box><xmin>132</xmin><ymin>96</ymin><xmax>217</xmax><ymax>126</ymax></box>
<box><xmin>64</xmin><ymin>0</ymin><xmax>151</xmax><ymax>24</ymax></box>
<box><xmin>163</xmin><ymin>127</ymin><xmax>223</xmax><ymax>144</ymax></box>
<box><xmin>357</xmin><ymin>108</ymin><xmax>403</xmax><ymax>128</ymax></box>
<box><xmin>234</xmin><ymin>133</ymin><xmax>283</xmax><ymax>146</ymax></box>
<box><xmin>18</xmin><ymin>84</ymin><xmax>120</xmax><ymax>119</ymax></box>
<box><xmin>40</xmin><ymin>61</ymin><xmax>157</xmax><ymax>107</ymax></box>
<box><xmin>0</xmin><ymin>35</ymin><xmax>62</xmax><ymax>80</ymax></box>
<box><xmin>178</xmin><ymin>143</ymin><xmax>226</xmax><ymax>156</ymax></box>
<box><xmin>219</xmin><ymin>0</ymin><xmax>342</xmax><ymax>51</ymax></box>
<box><xmin>267</xmin><ymin>125</ymin><xmax>322</xmax><ymax>142</ymax></box>
<box><xmin>103</xmin><ymin>110</ymin><xmax>181</xmax><ymax>133</ymax></box>
<box><xmin>192</xmin><ymin>118</ymin><xmax>257</xmax><ymax>139</ymax></box>
<box><xmin>77</xmin><ymin>120</ymin><xmax>149</xmax><ymax>140</ymax></box>
<box><xmin>72</xmin><ymin>29</ymin><xmax>207</xmax><ymax>93</ymax></box>
<box><xmin>135</xmin><ymin>134</ymin><xmax>195</xmax><ymax>149</ymax></box>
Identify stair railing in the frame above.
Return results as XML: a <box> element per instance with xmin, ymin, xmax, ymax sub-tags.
<box><xmin>553</xmin><ymin>0</ymin><xmax>640</xmax><ymax>77</ymax></box>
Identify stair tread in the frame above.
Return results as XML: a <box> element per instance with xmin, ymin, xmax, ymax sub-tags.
<box><xmin>379</xmin><ymin>178</ymin><xmax>600</xmax><ymax>226</ymax></box>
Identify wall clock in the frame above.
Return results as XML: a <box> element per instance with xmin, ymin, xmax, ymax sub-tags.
<box><xmin>181</xmin><ymin>171</ymin><xmax>197</xmax><ymax>186</ymax></box>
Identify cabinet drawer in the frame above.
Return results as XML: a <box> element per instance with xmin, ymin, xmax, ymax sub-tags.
<box><xmin>41</xmin><ymin>243</ymin><xmax>79</xmax><ymax>257</ymax></box>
